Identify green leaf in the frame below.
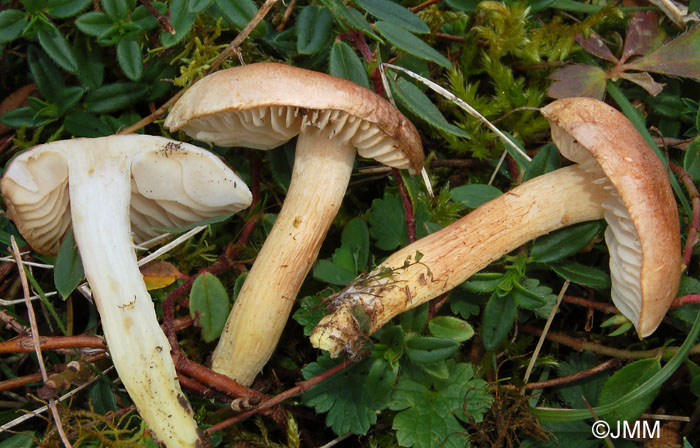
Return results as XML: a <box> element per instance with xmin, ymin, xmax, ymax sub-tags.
<box><xmin>556</xmin><ymin>352</ymin><xmax>608</xmax><ymax>409</ymax></box>
<box><xmin>53</xmin><ymin>229</ymin><xmax>85</xmax><ymax>299</ymax></box>
<box><xmin>28</xmin><ymin>46</ymin><xmax>65</xmax><ymax>101</ymax></box>
<box><xmin>530</xmin><ymin>221</ymin><xmax>603</xmax><ymax>263</ymax></box>
<box><xmin>551</xmin><ymin>261</ymin><xmax>611</xmax><ymax>289</ymax></box>
<box><xmin>625</xmin><ymin>24</ymin><xmax>700</xmax><ymax>79</ymax></box>
<box><xmin>460</xmin><ymin>272</ymin><xmax>503</xmax><ymax>293</ymax></box>
<box><xmin>515</xmin><ymin>278</ymin><xmax>557</xmax><ymax>318</ymax></box>
<box><xmin>399</xmin><ymin>302</ymin><xmax>428</xmax><ymax>332</ymax></box>
<box><xmin>292</xmin><ymin>295</ymin><xmax>326</xmax><ymax>336</ymax></box>
<box><xmin>189</xmin><ymin>0</ymin><xmax>214</xmax><ymax>13</ymax></box>
<box><xmin>428</xmin><ymin>316</ymin><xmax>474</xmax><ymax>342</ymax></box>
<box><xmin>391</xmin><ymin>77</ymin><xmax>469</xmax><ymax>137</ymax></box>
<box><xmin>161</xmin><ymin>0</ymin><xmax>196</xmax><ymax>48</ymax></box>
<box><xmin>375</xmin><ymin>21</ymin><xmax>452</xmax><ymax>69</ymax></box>
<box><xmin>405</xmin><ymin>335</ymin><xmax>459</xmax><ymax>364</ymax></box>
<box><xmin>73</xmin><ymin>36</ymin><xmax>104</xmax><ymax>90</ymax></box>
<box><xmin>329</xmin><ymin>41</ymin><xmax>370</xmax><ymax>89</ymax></box>
<box><xmin>368</xmin><ymin>192</ymin><xmax>408</xmax><ymax>251</ymax></box>
<box><xmin>598</xmin><ymin>358</ymin><xmax>661</xmax><ymax>423</ymax></box>
<box><xmin>446</xmin><ymin>0</ymin><xmax>480</xmax><ymax>11</ymax></box>
<box><xmin>132</xmin><ymin>2</ymin><xmax>167</xmax><ymax>30</ymax></box>
<box><xmin>523</xmin><ymin>143</ymin><xmax>560</xmax><ymax>181</ymax></box>
<box><xmin>341</xmin><ymin>217</ymin><xmax>369</xmax><ymax>272</ymax></box>
<box><xmin>37</xmin><ymin>28</ymin><xmax>79</xmax><ymax>74</ymax></box>
<box><xmin>48</xmin><ymin>0</ymin><xmax>92</xmax><ymax>18</ymax></box>
<box><xmin>75</xmin><ymin>11</ymin><xmax>113</xmax><ymax>37</ymax></box>
<box><xmin>64</xmin><ymin>110</ymin><xmax>112</xmax><ymax>137</ymax></box>
<box><xmin>685</xmin><ymin>139</ymin><xmax>700</xmax><ymax>182</ymax></box>
<box><xmin>189</xmin><ymin>272</ymin><xmax>231</xmax><ymax>342</ymax></box>
<box><xmin>327</xmin><ymin>0</ymin><xmax>379</xmax><ymax>40</ymax></box>
<box><xmin>151</xmin><ymin>213</ymin><xmax>234</xmax><ymax>233</ymax></box>
<box><xmin>365</xmin><ymin>358</ymin><xmax>397</xmax><ymax>409</ymax></box>
<box><xmin>21</xmin><ymin>0</ymin><xmax>45</xmax><ymax>13</ymax></box>
<box><xmin>332</xmin><ymin>246</ymin><xmax>356</xmax><ymax>274</ymax></box>
<box><xmin>0</xmin><ymin>10</ymin><xmax>27</xmax><ymax>44</ymax></box>
<box><xmin>117</xmin><ymin>39</ymin><xmax>143</xmax><ymax>81</ymax></box>
<box><xmin>296</xmin><ymin>5</ymin><xmax>332</xmax><ymax>55</ymax></box>
<box><xmin>88</xmin><ymin>378</ymin><xmax>119</xmax><ymax>414</ymax></box>
<box><xmin>0</xmin><ymin>107</ymin><xmax>54</xmax><ymax>128</ymax></box>
<box><xmin>353</xmin><ymin>0</ymin><xmax>429</xmax><ymax>34</ymax></box>
<box><xmin>449</xmin><ymin>184</ymin><xmax>502</xmax><ymax>209</ymax></box>
<box><xmin>101</xmin><ymin>0</ymin><xmax>128</xmax><ymax>21</ymax></box>
<box><xmin>84</xmin><ymin>82</ymin><xmax>148</xmax><ymax>113</ymax></box>
<box><xmin>313</xmin><ymin>259</ymin><xmax>356</xmax><ymax>286</ymax></box>
<box><xmin>302</xmin><ymin>356</ymin><xmax>380</xmax><ymax>435</ymax></box>
<box><xmin>54</xmin><ymin>86</ymin><xmax>85</xmax><ymax>115</ymax></box>
<box><xmin>214</xmin><ymin>0</ymin><xmax>260</xmax><ymax>30</ymax></box>
<box><xmin>481</xmin><ymin>292</ymin><xmax>516</xmax><ymax>350</ymax></box>
<box><xmin>0</xmin><ymin>433</ymin><xmax>35</xmax><ymax>448</ymax></box>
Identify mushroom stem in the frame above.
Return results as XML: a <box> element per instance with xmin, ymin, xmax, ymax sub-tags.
<box><xmin>310</xmin><ymin>164</ymin><xmax>609</xmax><ymax>358</ymax></box>
<box><xmin>211</xmin><ymin>130</ymin><xmax>356</xmax><ymax>385</ymax></box>
<box><xmin>67</xmin><ymin>154</ymin><xmax>205</xmax><ymax>446</ymax></box>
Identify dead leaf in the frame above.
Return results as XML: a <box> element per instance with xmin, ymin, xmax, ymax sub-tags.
<box><xmin>618</xmin><ymin>71</ymin><xmax>666</xmax><ymax>96</ymax></box>
<box><xmin>624</xmin><ymin>24</ymin><xmax>700</xmax><ymax>79</ymax></box>
<box><xmin>576</xmin><ymin>33</ymin><xmax>619</xmax><ymax>63</ymax></box>
<box><xmin>622</xmin><ymin>11</ymin><xmax>666</xmax><ymax>62</ymax></box>
<box><xmin>642</xmin><ymin>421</ymin><xmax>682</xmax><ymax>448</ymax></box>
<box><xmin>648</xmin><ymin>0</ymin><xmax>700</xmax><ymax>27</ymax></box>
<box><xmin>139</xmin><ymin>260</ymin><xmax>188</xmax><ymax>290</ymax></box>
<box><xmin>547</xmin><ymin>64</ymin><xmax>607</xmax><ymax>100</ymax></box>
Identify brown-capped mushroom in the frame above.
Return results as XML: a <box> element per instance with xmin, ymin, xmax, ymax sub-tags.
<box><xmin>311</xmin><ymin>97</ymin><xmax>681</xmax><ymax>357</ymax></box>
<box><xmin>1</xmin><ymin>135</ymin><xmax>251</xmax><ymax>447</ymax></box>
<box><xmin>165</xmin><ymin>62</ymin><xmax>424</xmax><ymax>385</ymax></box>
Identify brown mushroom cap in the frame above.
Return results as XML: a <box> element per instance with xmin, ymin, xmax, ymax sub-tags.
<box><xmin>541</xmin><ymin>97</ymin><xmax>681</xmax><ymax>337</ymax></box>
<box><xmin>164</xmin><ymin>62</ymin><xmax>424</xmax><ymax>173</ymax></box>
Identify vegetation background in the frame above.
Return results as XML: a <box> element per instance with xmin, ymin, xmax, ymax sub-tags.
<box><xmin>0</xmin><ymin>0</ymin><xmax>699</xmax><ymax>446</ymax></box>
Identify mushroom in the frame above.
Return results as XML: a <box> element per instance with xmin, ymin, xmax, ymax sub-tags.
<box><xmin>310</xmin><ymin>97</ymin><xmax>681</xmax><ymax>357</ymax></box>
<box><xmin>1</xmin><ymin>135</ymin><xmax>252</xmax><ymax>447</ymax></box>
<box><xmin>165</xmin><ymin>62</ymin><xmax>424</xmax><ymax>385</ymax></box>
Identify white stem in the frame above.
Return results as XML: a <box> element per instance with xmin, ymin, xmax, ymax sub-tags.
<box><xmin>211</xmin><ymin>130</ymin><xmax>356</xmax><ymax>385</ymax></box>
<box><xmin>67</xmin><ymin>153</ymin><xmax>204</xmax><ymax>447</ymax></box>
<box><xmin>311</xmin><ymin>164</ymin><xmax>610</xmax><ymax>357</ymax></box>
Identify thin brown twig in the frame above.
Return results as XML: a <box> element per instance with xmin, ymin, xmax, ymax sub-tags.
<box><xmin>669</xmin><ymin>162</ymin><xmax>700</xmax><ymax>267</ymax></box>
<box><xmin>0</xmin><ymin>309</ymin><xmax>28</xmax><ymax>334</ymax></box>
<box><xmin>176</xmin><ymin>356</ymin><xmax>265</xmax><ymax>400</ymax></box>
<box><xmin>501</xmin><ymin>358</ymin><xmax>620</xmax><ymax>391</ymax></box>
<box><xmin>276</xmin><ymin>0</ymin><xmax>297</xmax><ymax>31</ymax></box>
<box><xmin>10</xmin><ymin>237</ymin><xmax>72</xmax><ymax>447</ymax></box>
<box><xmin>138</xmin><ymin>0</ymin><xmax>175</xmax><ymax>34</ymax></box>
<box><xmin>0</xmin><ymin>353</ymin><xmax>107</xmax><ymax>392</ymax></box>
<box><xmin>562</xmin><ymin>295</ymin><xmax>619</xmax><ymax>314</ymax></box>
<box><xmin>205</xmin><ymin>358</ymin><xmax>355</xmax><ymax>435</ymax></box>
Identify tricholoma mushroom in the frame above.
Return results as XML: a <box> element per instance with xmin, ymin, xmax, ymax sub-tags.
<box><xmin>311</xmin><ymin>97</ymin><xmax>681</xmax><ymax>358</ymax></box>
<box><xmin>165</xmin><ymin>62</ymin><xmax>424</xmax><ymax>385</ymax></box>
<box><xmin>1</xmin><ymin>135</ymin><xmax>252</xmax><ymax>447</ymax></box>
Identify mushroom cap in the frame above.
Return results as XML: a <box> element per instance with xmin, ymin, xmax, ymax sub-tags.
<box><xmin>541</xmin><ymin>97</ymin><xmax>681</xmax><ymax>337</ymax></box>
<box><xmin>1</xmin><ymin>135</ymin><xmax>252</xmax><ymax>256</ymax></box>
<box><xmin>164</xmin><ymin>62</ymin><xmax>424</xmax><ymax>173</ymax></box>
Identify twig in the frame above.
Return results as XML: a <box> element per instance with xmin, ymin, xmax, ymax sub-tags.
<box><xmin>276</xmin><ymin>0</ymin><xmax>297</xmax><ymax>31</ymax></box>
<box><xmin>0</xmin><ymin>353</ymin><xmax>107</xmax><ymax>392</ymax></box>
<box><xmin>669</xmin><ymin>162</ymin><xmax>700</xmax><ymax>267</ymax></box>
<box><xmin>409</xmin><ymin>0</ymin><xmax>442</xmax><ymax>12</ymax></box>
<box><xmin>176</xmin><ymin>356</ymin><xmax>264</xmax><ymax>400</ymax></box>
<box><xmin>523</xmin><ymin>281</ymin><xmax>570</xmax><ymax>386</ymax></box>
<box><xmin>0</xmin><ymin>335</ymin><xmax>106</xmax><ymax>353</ymax></box>
<box><xmin>116</xmin><ymin>90</ymin><xmax>184</xmax><ymax>135</ymax></box>
<box><xmin>138</xmin><ymin>0</ymin><xmax>175</xmax><ymax>34</ymax></box>
<box><xmin>205</xmin><ymin>358</ymin><xmax>354</xmax><ymax>434</ymax></box>
<box><xmin>562</xmin><ymin>295</ymin><xmax>619</xmax><ymax>314</ymax></box>
<box><xmin>10</xmin><ymin>236</ymin><xmax>72</xmax><ymax>447</ymax></box>
<box><xmin>0</xmin><ymin>309</ymin><xmax>28</xmax><ymax>334</ymax></box>
<box><xmin>392</xmin><ymin>168</ymin><xmax>417</xmax><ymax>244</ymax></box>
<box><xmin>502</xmin><ymin>358</ymin><xmax>619</xmax><ymax>391</ymax></box>
<box><xmin>137</xmin><ymin>225</ymin><xmax>208</xmax><ymax>267</ymax></box>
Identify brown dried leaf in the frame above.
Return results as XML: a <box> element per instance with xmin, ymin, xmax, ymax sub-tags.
<box><xmin>576</xmin><ymin>33</ymin><xmax>618</xmax><ymax>63</ymax></box>
<box><xmin>622</xmin><ymin>11</ymin><xmax>666</xmax><ymax>62</ymax></box>
<box><xmin>617</xmin><ymin>71</ymin><xmax>665</xmax><ymax>96</ymax></box>
<box><xmin>140</xmin><ymin>260</ymin><xmax>188</xmax><ymax>290</ymax></box>
<box><xmin>648</xmin><ymin>0</ymin><xmax>700</xmax><ymax>27</ymax></box>
<box><xmin>624</xmin><ymin>24</ymin><xmax>700</xmax><ymax>78</ymax></box>
<box><xmin>547</xmin><ymin>64</ymin><xmax>607</xmax><ymax>100</ymax></box>
<box><xmin>642</xmin><ymin>421</ymin><xmax>682</xmax><ymax>448</ymax></box>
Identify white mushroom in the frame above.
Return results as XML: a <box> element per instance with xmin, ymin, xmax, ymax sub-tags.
<box><xmin>165</xmin><ymin>62</ymin><xmax>424</xmax><ymax>386</ymax></box>
<box><xmin>1</xmin><ymin>135</ymin><xmax>252</xmax><ymax>447</ymax></box>
<box><xmin>311</xmin><ymin>97</ymin><xmax>682</xmax><ymax>357</ymax></box>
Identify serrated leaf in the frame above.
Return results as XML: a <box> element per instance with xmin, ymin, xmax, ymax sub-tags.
<box><xmin>161</xmin><ymin>0</ymin><xmax>195</xmax><ymax>48</ymax></box>
<box><xmin>598</xmin><ymin>358</ymin><xmax>661</xmax><ymax>423</ymax></box>
<box><xmin>296</xmin><ymin>5</ymin><xmax>332</xmax><ymax>55</ymax></box>
<box><xmin>481</xmin><ymin>292</ymin><xmax>516</xmax><ymax>350</ymax></box>
<box><xmin>117</xmin><ymin>39</ymin><xmax>143</xmax><ymax>81</ymax></box>
<box><xmin>548</xmin><ymin>64</ymin><xmax>607</xmax><ymax>100</ymax></box>
<box><xmin>368</xmin><ymin>192</ymin><xmax>408</xmax><ymax>251</ymax></box>
<box><xmin>551</xmin><ymin>261</ymin><xmax>611</xmax><ymax>289</ymax></box>
<box><xmin>37</xmin><ymin>28</ymin><xmax>79</xmax><ymax>74</ymax></box>
<box><xmin>140</xmin><ymin>261</ymin><xmax>187</xmax><ymax>290</ymax></box>
<box><xmin>375</xmin><ymin>21</ymin><xmax>452</xmax><ymax>69</ymax></box>
<box><xmin>624</xmin><ymin>24</ymin><xmax>700</xmax><ymax>79</ymax></box>
<box><xmin>449</xmin><ymin>184</ymin><xmax>502</xmax><ymax>209</ymax></box>
<box><xmin>313</xmin><ymin>259</ymin><xmax>356</xmax><ymax>286</ymax></box>
<box><xmin>391</xmin><ymin>77</ymin><xmax>469</xmax><ymax>137</ymax></box>
<box><xmin>405</xmin><ymin>335</ymin><xmax>459</xmax><ymax>364</ymax></box>
<box><xmin>556</xmin><ymin>352</ymin><xmax>608</xmax><ymax>409</ymax></box>
<box><xmin>353</xmin><ymin>0</ymin><xmax>429</xmax><ymax>34</ymax></box>
<box><xmin>189</xmin><ymin>272</ymin><xmax>230</xmax><ymax>342</ymax></box>
<box><xmin>530</xmin><ymin>221</ymin><xmax>603</xmax><ymax>263</ymax></box>
<box><xmin>428</xmin><ymin>316</ymin><xmax>474</xmax><ymax>342</ymax></box>
<box><xmin>329</xmin><ymin>41</ymin><xmax>370</xmax><ymax>89</ymax></box>
<box><xmin>449</xmin><ymin>289</ymin><xmax>481</xmax><ymax>318</ymax></box>
<box><xmin>84</xmin><ymin>82</ymin><xmax>148</xmax><ymax>113</ymax></box>
<box><xmin>365</xmin><ymin>358</ymin><xmax>397</xmax><ymax>409</ymax></box>
<box><xmin>54</xmin><ymin>229</ymin><xmax>84</xmax><ymax>299</ymax></box>
<box><xmin>341</xmin><ymin>217</ymin><xmax>369</xmax><ymax>272</ymax></box>
<box><xmin>293</xmin><ymin>295</ymin><xmax>326</xmax><ymax>336</ymax></box>
<box><xmin>0</xmin><ymin>10</ymin><xmax>27</xmax><ymax>44</ymax></box>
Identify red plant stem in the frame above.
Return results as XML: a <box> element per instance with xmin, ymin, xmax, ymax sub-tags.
<box><xmin>205</xmin><ymin>358</ymin><xmax>354</xmax><ymax>434</ymax></box>
<box><xmin>669</xmin><ymin>162</ymin><xmax>700</xmax><ymax>267</ymax></box>
<box><xmin>409</xmin><ymin>0</ymin><xmax>442</xmax><ymax>12</ymax></box>
<box><xmin>671</xmin><ymin>294</ymin><xmax>700</xmax><ymax>308</ymax></box>
<box><xmin>138</xmin><ymin>0</ymin><xmax>175</xmax><ymax>34</ymax></box>
<box><xmin>337</xmin><ymin>31</ymin><xmax>373</xmax><ymax>62</ymax></box>
<box><xmin>0</xmin><ymin>335</ymin><xmax>106</xmax><ymax>353</ymax></box>
<box><xmin>562</xmin><ymin>295</ymin><xmax>619</xmax><ymax>314</ymax></box>
<box><xmin>502</xmin><ymin>358</ymin><xmax>620</xmax><ymax>391</ymax></box>
<box><xmin>392</xmin><ymin>168</ymin><xmax>417</xmax><ymax>244</ymax></box>
<box><xmin>178</xmin><ymin>373</ymin><xmax>221</xmax><ymax>399</ymax></box>
<box><xmin>176</xmin><ymin>356</ymin><xmax>265</xmax><ymax>400</ymax></box>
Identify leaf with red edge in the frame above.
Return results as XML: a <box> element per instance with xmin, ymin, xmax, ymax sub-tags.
<box><xmin>140</xmin><ymin>260</ymin><xmax>188</xmax><ymax>290</ymax></box>
<box><xmin>547</xmin><ymin>64</ymin><xmax>607</xmax><ymax>100</ymax></box>
<box><xmin>617</xmin><ymin>71</ymin><xmax>665</xmax><ymax>96</ymax></box>
<box><xmin>576</xmin><ymin>33</ymin><xmax>618</xmax><ymax>63</ymax></box>
<box><xmin>624</xmin><ymin>24</ymin><xmax>700</xmax><ymax>79</ymax></box>
<box><xmin>621</xmin><ymin>11</ymin><xmax>665</xmax><ymax>63</ymax></box>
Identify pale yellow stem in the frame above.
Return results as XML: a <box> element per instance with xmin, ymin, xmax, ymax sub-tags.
<box><xmin>211</xmin><ymin>130</ymin><xmax>356</xmax><ymax>385</ymax></box>
<box><xmin>311</xmin><ymin>164</ymin><xmax>610</xmax><ymax>357</ymax></box>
